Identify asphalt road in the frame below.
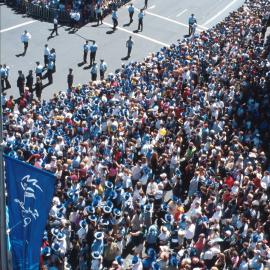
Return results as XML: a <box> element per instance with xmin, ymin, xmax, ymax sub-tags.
<box><xmin>0</xmin><ymin>0</ymin><xmax>245</xmax><ymax>100</ymax></box>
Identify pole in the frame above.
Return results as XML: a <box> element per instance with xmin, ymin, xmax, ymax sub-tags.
<box><xmin>0</xmin><ymin>77</ymin><xmax>9</xmax><ymax>269</ymax></box>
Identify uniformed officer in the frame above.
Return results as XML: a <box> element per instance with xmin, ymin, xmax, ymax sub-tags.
<box><xmin>90</xmin><ymin>41</ymin><xmax>98</xmax><ymax>67</ymax></box>
<box><xmin>126</xmin><ymin>36</ymin><xmax>134</xmax><ymax>58</ymax></box>
<box><xmin>49</xmin><ymin>48</ymin><xmax>56</xmax><ymax>73</ymax></box>
<box><xmin>21</xmin><ymin>30</ymin><xmax>31</xmax><ymax>55</ymax></box>
<box><xmin>67</xmin><ymin>68</ymin><xmax>74</xmax><ymax>89</ymax></box>
<box><xmin>17</xmin><ymin>70</ymin><xmax>25</xmax><ymax>96</ymax></box>
<box><xmin>91</xmin><ymin>63</ymin><xmax>98</xmax><ymax>81</ymax></box>
<box><xmin>35</xmin><ymin>62</ymin><xmax>44</xmax><ymax>79</ymax></box>
<box><xmin>0</xmin><ymin>64</ymin><xmax>11</xmax><ymax>90</ymax></box>
<box><xmin>44</xmin><ymin>44</ymin><xmax>50</xmax><ymax>67</ymax></box>
<box><xmin>138</xmin><ymin>9</ymin><xmax>145</xmax><ymax>32</ymax></box>
<box><xmin>83</xmin><ymin>40</ymin><xmax>89</xmax><ymax>64</ymax></box>
<box><xmin>26</xmin><ymin>70</ymin><xmax>34</xmax><ymax>93</ymax></box>
<box><xmin>96</xmin><ymin>4</ymin><xmax>103</xmax><ymax>25</ymax></box>
<box><xmin>112</xmin><ymin>10</ymin><xmax>118</xmax><ymax>30</ymax></box>
<box><xmin>128</xmin><ymin>3</ymin><xmax>134</xmax><ymax>24</ymax></box>
<box><xmin>99</xmin><ymin>59</ymin><xmax>107</xmax><ymax>80</ymax></box>
<box><xmin>50</xmin><ymin>17</ymin><xmax>59</xmax><ymax>37</ymax></box>
<box><xmin>188</xmin><ymin>14</ymin><xmax>197</xmax><ymax>36</ymax></box>
<box><xmin>46</xmin><ymin>60</ymin><xmax>54</xmax><ymax>84</ymax></box>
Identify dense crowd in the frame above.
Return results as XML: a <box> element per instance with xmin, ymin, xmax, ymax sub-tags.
<box><xmin>3</xmin><ymin>0</ymin><xmax>270</xmax><ymax>269</ymax></box>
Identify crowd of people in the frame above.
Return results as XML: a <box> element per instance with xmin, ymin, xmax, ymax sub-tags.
<box><xmin>2</xmin><ymin>0</ymin><xmax>270</xmax><ymax>269</ymax></box>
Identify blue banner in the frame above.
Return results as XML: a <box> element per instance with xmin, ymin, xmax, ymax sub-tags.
<box><xmin>4</xmin><ymin>155</ymin><xmax>56</xmax><ymax>270</ymax></box>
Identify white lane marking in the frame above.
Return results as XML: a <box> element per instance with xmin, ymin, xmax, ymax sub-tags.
<box><xmin>148</xmin><ymin>5</ymin><xmax>156</xmax><ymax>10</ymax></box>
<box><xmin>0</xmin><ymin>20</ymin><xmax>36</xmax><ymax>33</ymax></box>
<box><xmin>202</xmin><ymin>0</ymin><xmax>239</xmax><ymax>26</ymax></box>
<box><xmin>103</xmin><ymin>22</ymin><xmax>170</xmax><ymax>47</ymax></box>
<box><xmin>133</xmin><ymin>7</ymin><xmax>208</xmax><ymax>31</ymax></box>
<box><xmin>176</xmin><ymin>9</ymin><xmax>188</xmax><ymax>17</ymax></box>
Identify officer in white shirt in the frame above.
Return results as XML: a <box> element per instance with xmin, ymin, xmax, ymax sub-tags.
<box><xmin>21</xmin><ymin>30</ymin><xmax>31</xmax><ymax>55</ymax></box>
<box><xmin>112</xmin><ymin>10</ymin><xmax>118</xmax><ymax>30</ymax></box>
<box><xmin>50</xmin><ymin>17</ymin><xmax>59</xmax><ymax>37</ymax></box>
<box><xmin>137</xmin><ymin>9</ymin><xmax>144</xmax><ymax>32</ymax></box>
<box><xmin>44</xmin><ymin>44</ymin><xmax>50</xmax><ymax>67</ymax></box>
<box><xmin>128</xmin><ymin>3</ymin><xmax>134</xmax><ymax>24</ymax></box>
<box><xmin>99</xmin><ymin>59</ymin><xmax>107</xmax><ymax>80</ymax></box>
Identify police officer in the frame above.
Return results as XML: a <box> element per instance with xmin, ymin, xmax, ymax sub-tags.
<box><xmin>83</xmin><ymin>40</ymin><xmax>89</xmax><ymax>64</ymax></box>
<box><xmin>21</xmin><ymin>30</ymin><xmax>31</xmax><ymax>55</ymax></box>
<box><xmin>17</xmin><ymin>70</ymin><xmax>25</xmax><ymax>96</ymax></box>
<box><xmin>138</xmin><ymin>9</ymin><xmax>145</xmax><ymax>32</ymax></box>
<box><xmin>26</xmin><ymin>70</ymin><xmax>34</xmax><ymax>93</ymax></box>
<box><xmin>112</xmin><ymin>9</ymin><xmax>118</xmax><ymax>30</ymax></box>
<box><xmin>49</xmin><ymin>48</ymin><xmax>56</xmax><ymax>73</ymax></box>
<box><xmin>99</xmin><ymin>59</ymin><xmax>107</xmax><ymax>80</ymax></box>
<box><xmin>96</xmin><ymin>4</ymin><xmax>103</xmax><ymax>25</ymax></box>
<box><xmin>50</xmin><ymin>17</ymin><xmax>59</xmax><ymax>37</ymax></box>
<box><xmin>126</xmin><ymin>36</ymin><xmax>134</xmax><ymax>58</ymax></box>
<box><xmin>90</xmin><ymin>41</ymin><xmax>98</xmax><ymax>67</ymax></box>
<box><xmin>35</xmin><ymin>62</ymin><xmax>44</xmax><ymax>79</ymax></box>
<box><xmin>44</xmin><ymin>44</ymin><xmax>50</xmax><ymax>67</ymax></box>
<box><xmin>0</xmin><ymin>64</ymin><xmax>11</xmax><ymax>90</ymax></box>
<box><xmin>67</xmin><ymin>68</ymin><xmax>74</xmax><ymax>89</ymax></box>
<box><xmin>46</xmin><ymin>60</ymin><xmax>54</xmax><ymax>84</ymax></box>
<box><xmin>91</xmin><ymin>63</ymin><xmax>98</xmax><ymax>81</ymax></box>
<box><xmin>188</xmin><ymin>14</ymin><xmax>197</xmax><ymax>36</ymax></box>
<box><xmin>128</xmin><ymin>3</ymin><xmax>134</xmax><ymax>24</ymax></box>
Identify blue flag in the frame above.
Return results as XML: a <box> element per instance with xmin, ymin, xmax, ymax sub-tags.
<box><xmin>4</xmin><ymin>155</ymin><xmax>56</xmax><ymax>270</ymax></box>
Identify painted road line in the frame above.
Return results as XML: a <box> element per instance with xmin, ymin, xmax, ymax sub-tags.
<box><xmin>0</xmin><ymin>20</ymin><xmax>36</xmax><ymax>33</ymax></box>
<box><xmin>148</xmin><ymin>5</ymin><xmax>156</xmax><ymax>10</ymax></box>
<box><xmin>133</xmin><ymin>7</ymin><xmax>208</xmax><ymax>31</ymax></box>
<box><xmin>202</xmin><ymin>0</ymin><xmax>239</xmax><ymax>26</ymax></box>
<box><xmin>103</xmin><ymin>22</ymin><xmax>170</xmax><ymax>47</ymax></box>
<box><xmin>176</xmin><ymin>9</ymin><xmax>188</xmax><ymax>17</ymax></box>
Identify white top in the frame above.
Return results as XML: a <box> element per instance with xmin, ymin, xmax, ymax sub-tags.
<box><xmin>21</xmin><ymin>32</ymin><xmax>31</xmax><ymax>42</ymax></box>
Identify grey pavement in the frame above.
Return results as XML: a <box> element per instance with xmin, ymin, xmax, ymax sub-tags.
<box><xmin>0</xmin><ymin>0</ymin><xmax>245</xmax><ymax>100</ymax></box>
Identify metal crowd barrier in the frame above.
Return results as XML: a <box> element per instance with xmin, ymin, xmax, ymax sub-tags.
<box><xmin>10</xmin><ymin>0</ymin><xmax>130</xmax><ymax>25</ymax></box>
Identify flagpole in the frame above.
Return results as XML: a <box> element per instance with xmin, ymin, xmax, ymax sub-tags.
<box><xmin>0</xmin><ymin>80</ymin><xmax>9</xmax><ymax>269</ymax></box>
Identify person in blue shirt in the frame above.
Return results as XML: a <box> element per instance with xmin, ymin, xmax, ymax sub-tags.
<box><xmin>91</xmin><ymin>63</ymin><xmax>98</xmax><ymax>81</ymax></box>
<box><xmin>138</xmin><ymin>9</ymin><xmax>144</xmax><ymax>32</ymax></box>
<box><xmin>90</xmin><ymin>41</ymin><xmax>98</xmax><ymax>67</ymax></box>
<box><xmin>112</xmin><ymin>10</ymin><xmax>118</xmax><ymax>31</ymax></box>
<box><xmin>188</xmin><ymin>14</ymin><xmax>197</xmax><ymax>36</ymax></box>
<box><xmin>83</xmin><ymin>40</ymin><xmax>89</xmax><ymax>64</ymax></box>
<box><xmin>128</xmin><ymin>3</ymin><xmax>134</xmax><ymax>24</ymax></box>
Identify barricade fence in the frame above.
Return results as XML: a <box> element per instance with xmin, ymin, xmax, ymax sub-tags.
<box><xmin>7</xmin><ymin>0</ymin><xmax>130</xmax><ymax>25</ymax></box>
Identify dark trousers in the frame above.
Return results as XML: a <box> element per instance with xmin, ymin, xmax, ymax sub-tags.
<box><xmin>36</xmin><ymin>73</ymin><xmax>42</xmax><ymax>79</ymax></box>
<box><xmin>44</xmin><ymin>55</ymin><xmax>49</xmax><ymax>66</ymax></box>
<box><xmin>47</xmin><ymin>70</ymin><xmax>53</xmax><ymax>84</ymax></box>
<box><xmin>189</xmin><ymin>24</ymin><xmax>193</xmax><ymax>36</ymax></box>
<box><xmin>50</xmin><ymin>24</ymin><xmax>58</xmax><ymax>36</ymax></box>
<box><xmin>18</xmin><ymin>85</ymin><xmax>24</xmax><ymax>96</ymax></box>
<box><xmin>91</xmin><ymin>73</ymin><xmax>97</xmax><ymax>81</ymax></box>
<box><xmin>127</xmin><ymin>46</ymin><xmax>132</xmax><ymax>57</ymax></box>
<box><xmin>23</xmin><ymin>42</ymin><xmax>28</xmax><ymax>55</ymax></box>
<box><xmin>83</xmin><ymin>50</ymin><xmax>88</xmax><ymax>63</ymax></box>
<box><xmin>113</xmin><ymin>18</ymin><xmax>118</xmax><ymax>29</ymax></box>
<box><xmin>144</xmin><ymin>0</ymin><xmax>148</xmax><ymax>8</ymax></box>
<box><xmin>1</xmin><ymin>77</ymin><xmax>11</xmax><ymax>89</ymax></box>
<box><xmin>97</xmin><ymin>13</ymin><xmax>103</xmax><ymax>25</ymax></box>
<box><xmin>138</xmin><ymin>19</ymin><xmax>143</xmax><ymax>31</ymax></box>
<box><xmin>129</xmin><ymin>12</ymin><xmax>134</xmax><ymax>23</ymax></box>
<box><xmin>90</xmin><ymin>52</ymin><xmax>96</xmax><ymax>66</ymax></box>
<box><xmin>100</xmin><ymin>70</ymin><xmax>105</xmax><ymax>80</ymax></box>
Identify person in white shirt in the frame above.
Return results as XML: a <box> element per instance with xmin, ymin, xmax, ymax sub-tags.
<box><xmin>21</xmin><ymin>30</ymin><xmax>31</xmax><ymax>55</ymax></box>
<box><xmin>146</xmin><ymin>178</ymin><xmax>158</xmax><ymax>199</ymax></box>
<box><xmin>44</xmin><ymin>44</ymin><xmax>50</xmax><ymax>67</ymax></box>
